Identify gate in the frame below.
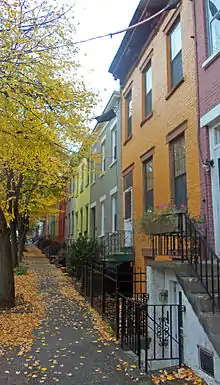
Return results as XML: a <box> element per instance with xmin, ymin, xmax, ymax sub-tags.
<box><xmin>117</xmin><ymin>293</ymin><xmax>184</xmax><ymax>373</ymax></box>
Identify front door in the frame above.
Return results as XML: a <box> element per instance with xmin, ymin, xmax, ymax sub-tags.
<box><xmin>211</xmin><ymin>126</ymin><xmax>220</xmax><ymax>255</ymax></box>
<box><xmin>91</xmin><ymin>206</ymin><xmax>96</xmax><ymax>239</ymax></box>
<box><xmin>123</xmin><ymin>171</ymin><xmax>133</xmax><ymax>248</ymax></box>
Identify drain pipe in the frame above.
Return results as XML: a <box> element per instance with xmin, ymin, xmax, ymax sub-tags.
<box><xmin>191</xmin><ymin>0</ymin><xmax>211</xmax><ymax>242</ymax></box>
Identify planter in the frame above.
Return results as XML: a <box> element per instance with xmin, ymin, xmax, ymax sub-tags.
<box><xmin>141</xmin><ymin>212</ymin><xmax>185</xmax><ymax>235</ymax></box>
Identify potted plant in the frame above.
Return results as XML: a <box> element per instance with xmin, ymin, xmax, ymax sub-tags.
<box><xmin>139</xmin><ymin>203</ymin><xmax>186</xmax><ymax>236</ymax></box>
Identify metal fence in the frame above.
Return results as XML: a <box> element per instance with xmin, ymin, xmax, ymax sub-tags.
<box><xmin>72</xmin><ymin>261</ymin><xmax>183</xmax><ymax>373</ymax></box>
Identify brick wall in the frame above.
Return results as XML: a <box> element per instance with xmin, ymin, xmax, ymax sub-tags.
<box><xmin>194</xmin><ymin>0</ymin><xmax>220</xmax><ymax>247</ymax></box>
<box><xmin>120</xmin><ymin>2</ymin><xmax>200</xmax><ymax>269</ymax></box>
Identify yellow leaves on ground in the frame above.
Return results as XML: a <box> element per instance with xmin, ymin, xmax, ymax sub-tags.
<box><xmin>152</xmin><ymin>368</ymin><xmax>206</xmax><ymax>384</ymax></box>
<box><xmin>56</xmin><ymin>271</ymin><xmax>116</xmax><ymax>342</ymax></box>
<box><xmin>0</xmin><ymin>271</ymin><xmax>44</xmax><ymax>352</ymax></box>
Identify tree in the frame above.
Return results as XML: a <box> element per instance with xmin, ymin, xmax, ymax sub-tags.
<box><xmin>0</xmin><ymin>0</ymin><xmax>97</xmax><ymax>308</ymax></box>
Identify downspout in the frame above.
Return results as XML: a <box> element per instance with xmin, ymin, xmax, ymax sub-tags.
<box><xmin>191</xmin><ymin>0</ymin><xmax>210</xmax><ymax>242</ymax></box>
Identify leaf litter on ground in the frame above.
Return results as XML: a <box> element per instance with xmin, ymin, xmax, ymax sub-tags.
<box><xmin>0</xmin><ymin>271</ymin><xmax>44</xmax><ymax>355</ymax></box>
<box><xmin>152</xmin><ymin>367</ymin><xmax>206</xmax><ymax>385</ymax></box>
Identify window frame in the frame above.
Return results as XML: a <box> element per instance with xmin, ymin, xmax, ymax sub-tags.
<box><xmin>167</xmin><ymin>17</ymin><xmax>183</xmax><ymax>92</ymax></box>
<box><xmin>111</xmin><ymin>128</ymin><xmax>117</xmax><ymax>162</ymax></box>
<box><xmin>100</xmin><ymin>201</ymin><xmax>105</xmax><ymax>236</ymax></box>
<box><xmin>170</xmin><ymin>134</ymin><xmax>187</xmax><ymax>207</ymax></box>
<box><xmin>111</xmin><ymin>194</ymin><xmax>117</xmax><ymax>233</ymax></box>
<box><xmin>101</xmin><ymin>141</ymin><xmax>106</xmax><ymax>173</ymax></box>
<box><xmin>206</xmin><ymin>0</ymin><xmax>220</xmax><ymax>56</ymax></box>
<box><xmin>143</xmin><ymin>61</ymin><xmax>153</xmax><ymax>118</ymax></box>
<box><xmin>71</xmin><ymin>210</ymin><xmax>74</xmax><ymax>235</ymax></box>
<box><xmin>143</xmin><ymin>157</ymin><xmax>154</xmax><ymax>212</ymax></box>
<box><xmin>125</xmin><ymin>90</ymin><xmax>132</xmax><ymax>139</ymax></box>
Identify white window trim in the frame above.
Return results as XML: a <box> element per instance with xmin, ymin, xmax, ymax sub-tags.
<box><xmin>90</xmin><ymin>201</ymin><xmax>96</xmax><ymax>209</ymax></box>
<box><xmin>110</xmin><ymin>119</ymin><xmax>117</xmax><ymax>131</ymax></box>
<box><xmin>101</xmin><ymin>134</ymin><xmax>107</xmax><ymax>144</ymax></box>
<box><xmin>100</xmin><ymin>194</ymin><xmax>106</xmax><ymax>203</ymax></box>
<box><xmin>110</xmin><ymin>186</ymin><xmax>117</xmax><ymax>196</ymax></box>
<box><xmin>109</xmin><ymin>159</ymin><xmax>117</xmax><ymax>168</ymax></box>
<box><xmin>200</xmin><ymin>103</ymin><xmax>220</xmax><ymax>128</ymax></box>
<box><xmin>100</xmin><ymin>201</ymin><xmax>105</xmax><ymax>237</ymax></box>
<box><xmin>111</xmin><ymin>194</ymin><xmax>117</xmax><ymax>233</ymax></box>
<box><xmin>202</xmin><ymin>49</ymin><xmax>220</xmax><ymax>69</ymax></box>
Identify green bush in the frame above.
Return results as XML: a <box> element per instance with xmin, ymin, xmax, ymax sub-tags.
<box><xmin>66</xmin><ymin>233</ymin><xmax>103</xmax><ymax>278</ymax></box>
<box><xmin>15</xmin><ymin>263</ymin><xmax>29</xmax><ymax>275</ymax></box>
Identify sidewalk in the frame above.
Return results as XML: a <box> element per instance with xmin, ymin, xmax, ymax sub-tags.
<box><xmin>24</xmin><ymin>244</ymin><xmax>45</xmax><ymax>258</ymax></box>
<box><xmin>0</xmin><ymin>254</ymin><xmax>141</xmax><ymax>384</ymax></box>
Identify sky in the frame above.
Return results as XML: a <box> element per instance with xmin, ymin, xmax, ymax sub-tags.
<box><xmin>70</xmin><ymin>0</ymin><xmax>138</xmax><ymax>115</ymax></box>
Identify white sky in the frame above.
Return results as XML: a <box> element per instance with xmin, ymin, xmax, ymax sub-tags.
<box><xmin>71</xmin><ymin>0</ymin><xmax>137</xmax><ymax>115</ymax></box>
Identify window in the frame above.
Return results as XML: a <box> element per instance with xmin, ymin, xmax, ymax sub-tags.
<box><xmin>101</xmin><ymin>142</ymin><xmax>106</xmax><ymax>172</ymax></box>
<box><xmin>68</xmin><ymin>213</ymin><xmax>70</xmax><ymax>235</ymax></box>
<box><xmin>111</xmin><ymin>128</ymin><xmax>117</xmax><ymax>161</ymax></box>
<box><xmin>100</xmin><ymin>202</ymin><xmax>105</xmax><ymax>236</ymax></box>
<box><xmin>124</xmin><ymin>171</ymin><xmax>133</xmax><ymax>220</ymax></box>
<box><xmin>168</xmin><ymin>19</ymin><xmax>183</xmax><ymax>89</ymax></box>
<box><xmin>143</xmin><ymin>158</ymin><xmax>154</xmax><ymax>211</ymax></box>
<box><xmin>144</xmin><ymin>63</ymin><xmax>152</xmax><ymax>117</ymax></box>
<box><xmin>111</xmin><ymin>194</ymin><xmax>117</xmax><ymax>232</ymax></box>
<box><xmin>76</xmin><ymin>174</ymin><xmax>79</xmax><ymax>194</ymax></box>
<box><xmin>71</xmin><ymin>210</ymin><xmax>74</xmax><ymax>235</ymax></box>
<box><xmin>72</xmin><ymin>177</ymin><xmax>75</xmax><ymax>194</ymax></box>
<box><xmin>207</xmin><ymin>0</ymin><xmax>220</xmax><ymax>54</ymax></box>
<box><xmin>85</xmin><ymin>205</ymin><xmax>89</xmax><ymax>234</ymax></box>
<box><xmin>91</xmin><ymin>158</ymin><xmax>96</xmax><ymax>184</ymax></box>
<box><xmin>75</xmin><ymin>212</ymin><xmax>78</xmax><ymax>237</ymax></box>
<box><xmin>126</xmin><ymin>91</ymin><xmax>132</xmax><ymax>138</ymax></box>
<box><xmin>80</xmin><ymin>208</ymin><xmax>83</xmax><ymax>234</ymax></box>
<box><xmin>199</xmin><ymin>347</ymin><xmax>214</xmax><ymax>377</ymax></box>
<box><xmin>170</xmin><ymin>135</ymin><xmax>187</xmax><ymax>207</ymax></box>
<box><xmin>81</xmin><ymin>165</ymin><xmax>84</xmax><ymax>192</ymax></box>
<box><xmin>86</xmin><ymin>158</ymin><xmax>90</xmax><ymax>186</ymax></box>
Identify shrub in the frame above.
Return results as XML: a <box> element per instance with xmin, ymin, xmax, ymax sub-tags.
<box><xmin>66</xmin><ymin>233</ymin><xmax>103</xmax><ymax>278</ymax></box>
<box><xmin>15</xmin><ymin>263</ymin><xmax>29</xmax><ymax>275</ymax></box>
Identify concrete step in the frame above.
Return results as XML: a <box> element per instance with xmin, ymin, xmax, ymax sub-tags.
<box><xmin>202</xmin><ymin>312</ymin><xmax>220</xmax><ymax>335</ymax></box>
<box><xmin>178</xmin><ymin>276</ymin><xmax>220</xmax><ymax>294</ymax></box>
<box><xmin>190</xmin><ymin>293</ymin><xmax>214</xmax><ymax>313</ymax></box>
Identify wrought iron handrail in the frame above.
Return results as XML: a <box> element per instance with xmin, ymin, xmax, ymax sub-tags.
<box><xmin>103</xmin><ymin>230</ymin><xmax>134</xmax><ymax>258</ymax></box>
<box><xmin>152</xmin><ymin>213</ymin><xmax>220</xmax><ymax>313</ymax></box>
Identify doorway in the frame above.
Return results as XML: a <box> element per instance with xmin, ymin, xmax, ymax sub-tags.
<box><xmin>210</xmin><ymin>125</ymin><xmax>220</xmax><ymax>255</ymax></box>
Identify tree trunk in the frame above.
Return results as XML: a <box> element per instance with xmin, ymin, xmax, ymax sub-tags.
<box><xmin>18</xmin><ymin>225</ymin><xmax>25</xmax><ymax>262</ymax></box>
<box><xmin>10</xmin><ymin>220</ymin><xmax>18</xmax><ymax>267</ymax></box>
<box><xmin>0</xmin><ymin>207</ymin><xmax>15</xmax><ymax>309</ymax></box>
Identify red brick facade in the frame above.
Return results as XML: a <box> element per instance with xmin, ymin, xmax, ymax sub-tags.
<box><xmin>194</xmin><ymin>0</ymin><xmax>220</xmax><ymax>248</ymax></box>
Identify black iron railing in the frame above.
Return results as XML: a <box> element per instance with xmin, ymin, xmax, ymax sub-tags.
<box><xmin>152</xmin><ymin>213</ymin><xmax>220</xmax><ymax>313</ymax></box>
<box><xmin>71</xmin><ymin>260</ymin><xmax>183</xmax><ymax>373</ymax></box>
<box><xmin>104</xmin><ymin>230</ymin><xmax>134</xmax><ymax>259</ymax></box>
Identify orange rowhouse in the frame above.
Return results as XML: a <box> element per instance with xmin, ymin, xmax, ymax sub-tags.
<box><xmin>109</xmin><ymin>0</ymin><xmax>200</xmax><ymax>269</ymax></box>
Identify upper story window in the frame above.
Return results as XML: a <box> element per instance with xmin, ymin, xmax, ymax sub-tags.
<box><xmin>207</xmin><ymin>0</ymin><xmax>220</xmax><ymax>55</ymax></box>
<box><xmin>86</xmin><ymin>158</ymin><xmax>90</xmax><ymax>186</ymax></box>
<box><xmin>143</xmin><ymin>158</ymin><xmax>154</xmax><ymax>211</ymax></box>
<box><xmin>91</xmin><ymin>152</ymin><xmax>96</xmax><ymax>184</ymax></box>
<box><xmin>80</xmin><ymin>164</ymin><xmax>84</xmax><ymax>192</ymax></box>
<box><xmin>101</xmin><ymin>142</ymin><xmax>106</xmax><ymax>172</ymax></box>
<box><xmin>72</xmin><ymin>177</ymin><xmax>75</xmax><ymax>194</ymax></box>
<box><xmin>111</xmin><ymin>127</ymin><xmax>117</xmax><ymax>162</ymax></box>
<box><xmin>168</xmin><ymin>19</ymin><xmax>183</xmax><ymax>90</ymax></box>
<box><xmin>144</xmin><ymin>63</ymin><xmax>152</xmax><ymax>117</ymax></box>
<box><xmin>170</xmin><ymin>135</ymin><xmax>187</xmax><ymax>207</ymax></box>
<box><xmin>126</xmin><ymin>91</ymin><xmax>132</xmax><ymax>138</ymax></box>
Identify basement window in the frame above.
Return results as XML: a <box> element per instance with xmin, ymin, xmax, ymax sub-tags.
<box><xmin>199</xmin><ymin>346</ymin><xmax>214</xmax><ymax>377</ymax></box>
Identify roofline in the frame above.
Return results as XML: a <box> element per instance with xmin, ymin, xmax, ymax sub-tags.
<box><xmin>93</xmin><ymin>90</ymin><xmax>120</xmax><ymax>132</ymax></box>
